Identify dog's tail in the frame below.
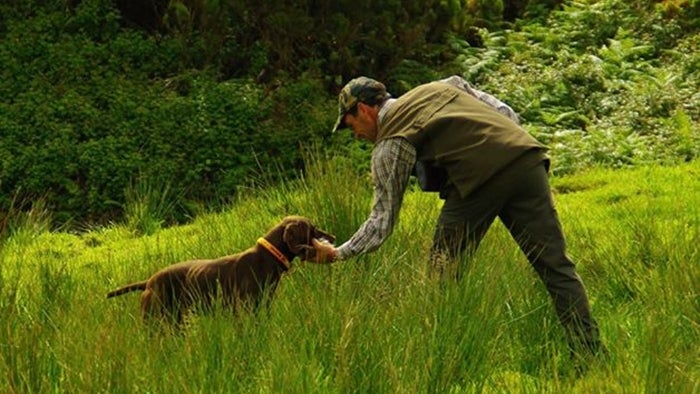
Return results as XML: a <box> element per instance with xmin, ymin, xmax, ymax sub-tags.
<box><xmin>106</xmin><ymin>281</ymin><xmax>148</xmax><ymax>298</ymax></box>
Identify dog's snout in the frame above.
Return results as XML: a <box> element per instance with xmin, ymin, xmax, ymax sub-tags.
<box><xmin>314</xmin><ymin>228</ymin><xmax>336</xmax><ymax>244</ymax></box>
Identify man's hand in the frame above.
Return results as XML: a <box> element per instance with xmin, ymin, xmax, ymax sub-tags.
<box><xmin>310</xmin><ymin>238</ymin><xmax>338</xmax><ymax>263</ymax></box>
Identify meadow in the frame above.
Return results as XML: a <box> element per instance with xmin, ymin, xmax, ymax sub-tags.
<box><xmin>0</xmin><ymin>155</ymin><xmax>698</xmax><ymax>393</ymax></box>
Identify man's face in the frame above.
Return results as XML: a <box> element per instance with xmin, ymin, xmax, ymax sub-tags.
<box><xmin>344</xmin><ymin>103</ymin><xmax>378</xmax><ymax>142</ymax></box>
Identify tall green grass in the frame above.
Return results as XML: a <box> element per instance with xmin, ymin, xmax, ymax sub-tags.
<box><xmin>0</xmin><ymin>156</ymin><xmax>698</xmax><ymax>393</ymax></box>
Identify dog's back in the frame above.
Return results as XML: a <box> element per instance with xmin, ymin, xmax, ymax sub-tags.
<box><xmin>107</xmin><ymin>248</ymin><xmax>282</xmax><ymax>323</ymax></box>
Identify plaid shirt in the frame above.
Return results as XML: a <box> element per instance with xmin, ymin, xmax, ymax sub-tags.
<box><xmin>336</xmin><ymin>136</ymin><xmax>416</xmax><ymax>260</ymax></box>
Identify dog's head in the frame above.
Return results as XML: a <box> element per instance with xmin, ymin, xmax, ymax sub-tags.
<box><xmin>281</xmin><ymin>216</ymin><xmax>336</xmax><ymax>261</ymax></box>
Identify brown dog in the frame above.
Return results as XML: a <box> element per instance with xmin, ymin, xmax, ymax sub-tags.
<box><xmin>107</xmin><ymin>216</ymin><xmax>334</xmax><ymax>323</ymax></box>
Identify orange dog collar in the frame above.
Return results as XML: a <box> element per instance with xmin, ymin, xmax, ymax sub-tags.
<box><xmin>257</xmin><ymin>237</ymin><xmax>290</xmax><ymax>270</ymax></box>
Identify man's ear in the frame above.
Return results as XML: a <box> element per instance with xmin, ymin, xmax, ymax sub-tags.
<box><xmin>357</xmin><ymin>102</ymin><xmax>371</xmax><ymax>116</ymax></box>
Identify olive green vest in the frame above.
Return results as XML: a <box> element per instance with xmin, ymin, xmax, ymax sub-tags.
<box><xmin>377</xmin><ymin>82</ymin><xmax>547</xmax><ymax>198</ymax></box>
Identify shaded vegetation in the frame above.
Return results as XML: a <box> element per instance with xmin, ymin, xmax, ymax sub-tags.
<box><xmin>0</xmin><ymin>0</ymin><xmax>698</xmax><ymax>233</ymax></box>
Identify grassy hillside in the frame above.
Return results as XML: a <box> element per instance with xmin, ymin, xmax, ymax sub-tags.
<box><xmin>0</xmin><ymin>155</ymin><xmax>698</xmax><ymax>392</ymax></box>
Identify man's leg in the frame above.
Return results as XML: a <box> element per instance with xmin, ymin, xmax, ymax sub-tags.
<box><xmin>429</xmin><ymin>186</ymin><xmax>503</xmax><ymax>280</ymax></box>
<box><xmin>429</xmin><ymin>153</ymin><xmax>536</xmax><ymax>279</ymax></box>
<box><xmin>498</xmin><ymin>163</ymin><xmax>604</xmax><ymax>360</ymax></box>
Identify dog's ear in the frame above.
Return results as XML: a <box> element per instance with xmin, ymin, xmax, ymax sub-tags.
<box><xmin>283</xmin><ymin>220</ymin><xmax>312</xmax><ymax>255</ymax></box>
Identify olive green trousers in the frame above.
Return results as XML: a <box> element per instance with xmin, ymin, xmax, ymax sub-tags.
<box><xmin>430</xmin><ymin>151</ymin><xmax>602</xmax><ymax>354</ymax></box>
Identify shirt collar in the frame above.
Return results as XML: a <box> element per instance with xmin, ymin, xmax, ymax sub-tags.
<box><xmin>378</xmin><ymin>98</ymin><xmax>397</xmax><ymax>125</ymax></box>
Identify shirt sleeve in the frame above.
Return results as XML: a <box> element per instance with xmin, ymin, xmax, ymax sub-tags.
<box><xmin>439</xmin><ymin>75</ymin><xmax>520</xmax><ymax>124</ymax></box>
<box><xmin>336</xmin><ymin>137</ymin><xmax>416</xmax><ymax>260</ymax></box>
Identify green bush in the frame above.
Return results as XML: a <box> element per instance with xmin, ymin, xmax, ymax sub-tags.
<box><xmin>1</xmin><ymin>0</ymin><xmax>697</xmax><ymax>230</ymax></box>
<box><xmin>448</xmin><ymin>0</ymin><xmax>699</xmax><ymax>174</ymax></box>
<box><xmin>0</xmin><ymin>4</ymin><xmax>336</xmax><ymax>227</ymax></box>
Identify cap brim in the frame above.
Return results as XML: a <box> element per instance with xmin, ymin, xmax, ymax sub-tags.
<box><xmin>331</xmin><ymin>114</ymin><xmax>347</xmax><ymax>133</ymax></box>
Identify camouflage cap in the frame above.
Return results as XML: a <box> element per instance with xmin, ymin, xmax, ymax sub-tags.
<box><xmin>332</xmin><ymin>76</ymin><xmax>389</xmax><ymax>132</ymax></box>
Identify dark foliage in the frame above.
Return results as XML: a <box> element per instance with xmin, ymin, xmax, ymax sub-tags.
<box><xmin>0</xmin><ymin>0</ymin><xmax>697</xmax><ymax>231</ymax></box>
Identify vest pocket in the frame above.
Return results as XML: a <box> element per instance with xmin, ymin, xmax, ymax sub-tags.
<box><xmin>414</xmin><ymin>161</ymin><xmax>448</xmax><ymax>192</ymax></box>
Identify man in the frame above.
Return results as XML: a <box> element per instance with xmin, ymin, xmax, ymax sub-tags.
<box><xmin>311</xmin><ymin>76</ymin><xmax>605</xmax><ymax>366</ymax></box>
